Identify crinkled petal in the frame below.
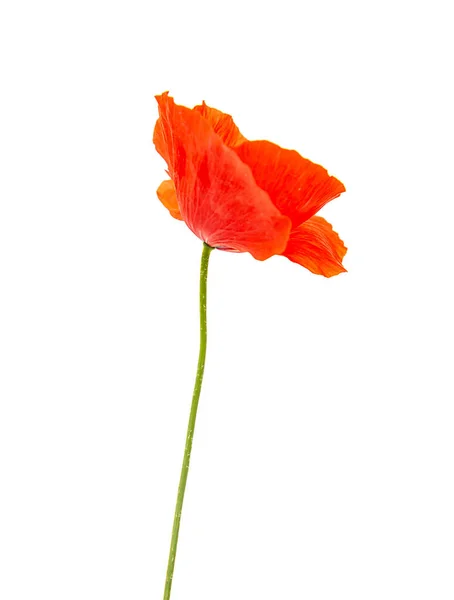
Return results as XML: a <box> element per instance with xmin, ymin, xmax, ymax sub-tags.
<box><xmin>157</xmin><ymin>179</ymin><xmax>182</xmax><ymax>220</ymax></box>
<box><xmin>193</xmin><ymin>101</ymin><xmax>247</xmax><ymax>148</ymax></box>
<box><xmin>153</xmin><ymin>93</ymin><xmax>291</xmax><ymax>260</ymax></box>
<box><xmin>283</xmin><ymin>216</ymin><xmax>347</xmax><ymax>277</ymax></box>
<box><xmin>234</xmin><ymin>140</ymin><xmax>346</xmax><ymax>227</ymax></box>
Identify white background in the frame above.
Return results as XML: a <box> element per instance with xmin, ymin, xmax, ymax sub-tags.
<box><xmin>1</xmin><ymin>1</ymin><xmax>453</xmax><ymax>598</ymax></box>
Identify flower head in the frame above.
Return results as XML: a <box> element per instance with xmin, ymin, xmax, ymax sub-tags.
<box><xmin>153</xmin><ymin>93</ymin><xmax>347</xmax><ymax>276</ymax></box>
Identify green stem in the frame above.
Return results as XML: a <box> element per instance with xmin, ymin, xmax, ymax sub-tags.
<box><xmin>163</xmin><ymin>242</ymin><xmax>214</xmax><ymax>600</ymax></box>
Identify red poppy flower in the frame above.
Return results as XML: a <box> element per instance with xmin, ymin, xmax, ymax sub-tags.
<box><xmin>153</xmin><ymin>92</ymin><xmax>347</xmax><ymax>276</ymax></box>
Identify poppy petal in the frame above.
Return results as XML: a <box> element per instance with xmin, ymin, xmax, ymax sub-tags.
<box><xmin>283</xmin><ymin>216</ymin><xmax>347</xmax><ymax>277</ymax></box>
<box><xmin>153</xmin><ymin>93</ymin><xmax>291</xmax><ymax>260</ymax></box>
<box><xmin>193</xmin><ymin>101</ymin><xmax>247</xmax><ymax>148</ymax></box>
<box><xmin>234</xmin><ymin>140</ymin><xmax>346</xmax><ymax>227</ymax></box>
<box><xmin>157</xmin><ymin>179</ymin><xmax>182</xmax><ymax>220</ymax></box>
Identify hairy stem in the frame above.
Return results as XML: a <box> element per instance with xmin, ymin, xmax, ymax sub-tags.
<box><xmin>163</xmin><ymin>242</ymin><xmax>214</xmax><ymax>600</ymax></box>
